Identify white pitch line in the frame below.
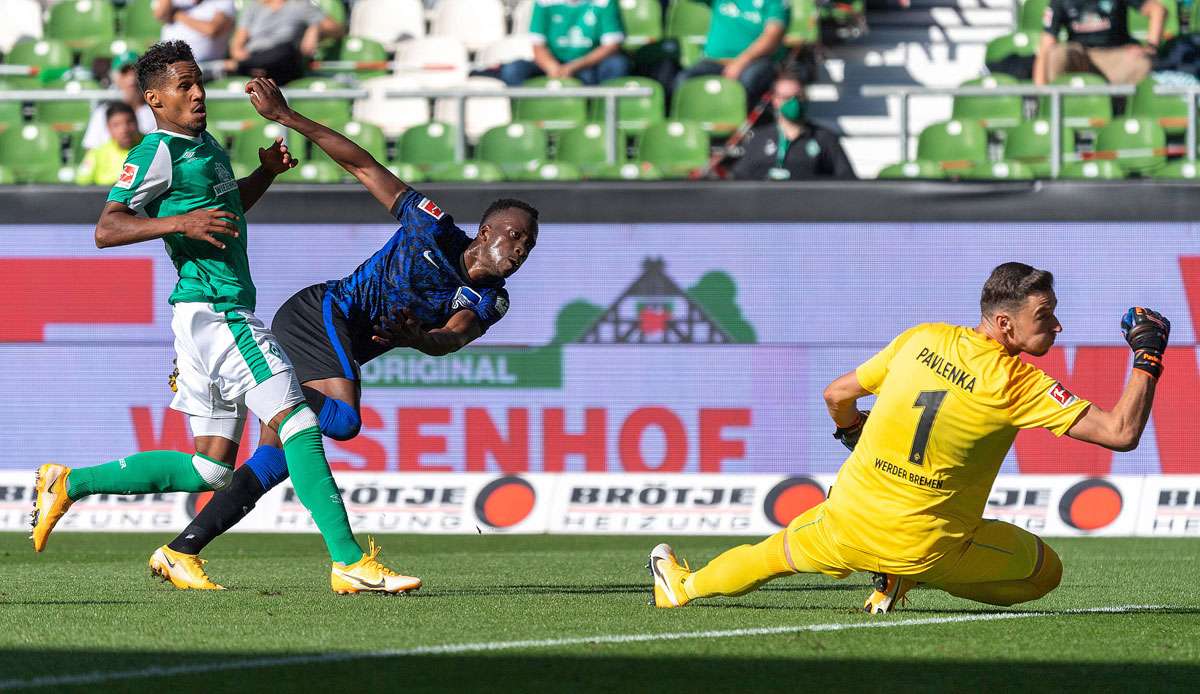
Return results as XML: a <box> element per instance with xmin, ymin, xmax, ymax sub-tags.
<box><xmin>0</xmin><ymin>605</ymin><xmax>1165</xmax><ymax>690</ymax></box>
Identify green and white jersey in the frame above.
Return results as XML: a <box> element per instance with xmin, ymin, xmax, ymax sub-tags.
<box><xmin>529</xmin><ymin>0</ymin><xmax>625</xmax><ymax>63</ymax></box>
<box><xmin>107</xmin><ymin>128</ymin><xmax>254</xmax><ymax>312</ymax></box>
<box><xmin>701</xmin><ymin>0</ymin><xmax>790</xmax><ymax>60</ymax></box>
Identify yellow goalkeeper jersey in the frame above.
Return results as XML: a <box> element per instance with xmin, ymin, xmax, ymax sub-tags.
<box><xmin>822</xmin><ymin>323</ymin><xmax>1091</xmax><ymax>572</ymax></box>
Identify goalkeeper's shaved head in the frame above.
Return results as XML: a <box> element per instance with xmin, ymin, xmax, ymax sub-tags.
<box><xmin>980</xmin><ymin>262</ymin><xmax>1055</xmax><ymax>317</ymax></box>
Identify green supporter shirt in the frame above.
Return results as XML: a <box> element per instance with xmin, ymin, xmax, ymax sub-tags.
<box><xmin>529</xmin><ymin>0</ymin><xmax>625</xmax><ymax>63</ymax></box>
<box><xmin>702</xmin><ymin>0</ymin><xmax>790</xmax><ymax>60</ymax></box>
<box><xmin>106</xmin><ymin>129</ymin><xmax>255</xmax><ymax>312</ymax></box>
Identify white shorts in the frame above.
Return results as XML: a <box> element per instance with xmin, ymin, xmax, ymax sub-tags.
<box><xmin>170</xmin><ymin>302</ymin><xmax>303</xmax><ymax>436</ymax></box>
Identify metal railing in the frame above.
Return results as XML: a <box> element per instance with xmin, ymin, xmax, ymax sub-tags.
<box><xmin>861</xmin><ymin>83</ymin><xmax>1200</xmax><ymax>177</ymax></box>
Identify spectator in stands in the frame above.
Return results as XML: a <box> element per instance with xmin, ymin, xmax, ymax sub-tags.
<box><xmin>75</xmin><ymin>103</ymin><xmax>143</xmax><ymax>185</ymax></box>
<box><xmin>224</xmin><ymin>0</ymin><xmax>345</xmax><ymax>84</ymax></box>
<box><xmin>661</xmin><ymin>0</ymin><xmax>790</xmax><ymax>108</ymax></box>
<box><xmin>729</xmin><ymin>73</ymin><xmax>855</xmax><ymax>180</ymax></box>
<box><xmin>155</xmin><ymin>0</ymin><xmax>238</xmax><ymax>63</ymax></box>
<box><xmin>81</xmin><ymin>51</ymin><xmax>155</xmax><ymax>151</ymax></box>
<box><xmin>1035</xmin><ymin>0</ymin><xmax>1166</xmax><ymax>85</ymax></box>
<box><xmin>491</xmin><ymin>0</ymin><xmax>631</xmax><ymax>86</ymax></box>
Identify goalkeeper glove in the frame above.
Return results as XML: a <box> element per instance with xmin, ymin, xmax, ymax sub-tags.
<box><xmin>1121</xmin><ymin>307</ymin><xmax>1170</xmax><ymax>379</ymax></box>
<box><xmin>833</xmin><ymin>411</ymin><xmax>869</xmax><ymax>452</ymax></box>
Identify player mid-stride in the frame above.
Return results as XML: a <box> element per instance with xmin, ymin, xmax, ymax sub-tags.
<box><xmin>29</xmin><ymin>41</ymin><xmax>417</xmax><ymax>594</ymax></box>
<box><xmin>145</xmin><ymin>75</ymin><xmax>538</xmax><ymax>590</ymax></box>
<box><xmin>649</xmin><ymin>263</ymin><xmax>1168</xmax><ymax>612</ymax></box>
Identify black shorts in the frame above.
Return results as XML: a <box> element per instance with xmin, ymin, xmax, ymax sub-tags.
<box><xmin>271</xmin><ymin>283</ymin><xmax>382</xmax><ymax>384</ymax></box>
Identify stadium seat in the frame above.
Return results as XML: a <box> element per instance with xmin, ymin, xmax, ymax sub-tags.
<box><xmin>79</xmin><ymin>38</ymin><xmax>150</xmax><ymax>73</ymax></box>
<box><xmin>679</xmin><ymin>36</ymin><xmax>705</xmax><ymax>68</ymax></box>
<box><xmin>1041</xmin><ymin>73</ymin><xmax>1112</xmax><ymax>129</ymax></box>
<box><xmin>510</xmin><ymin>161</ymin><xmax>582</xmax><ymax>182</ymax></box>
<box><xmin>0</xmin><ymin>0</ymin><xmax>44</xmax><ymax>56</ymax></box>
<box><xmin>476</xmin><ymin>122</ymin><xmax>548</xmax><ymax>176</ymax></box>
<box><xmin>1018</xmin><ymin>0</ymin><xmax>1049</xmax><ymax>33</ymax></box>
<box><xmin>427</xmin><ymin>160</ymin><xmax>504</xmax><ymax>182</ymax></box>
<box><xmin>430</xmin><ymin>0</ymin><xmax>506</xmax><ymax>53</ymax></box>
<box><xmin>5</xmin><ymin>39</ymin><xmax>73</xmax><ymax>87</ymax></box>
<box><xmin>915</xmin><ymin>120</ymin><xmax>988</xmax><ymax>171</ymax></box>
<box><xmin>637</xmin><ymin>120</ymin><xmax>708</xmax><ymax>178</ymax></box>
<box><xmin>205</xmin><ymin>77</ymin><xmax>260</xmax><ymax>131</ymax></box>
<box><xmin>432</xmin><ymin>76</ymin><xmax>511</xmax><ymax>143</ymax></box>
<box><xmin>513</xmin><ymin>77</ymin><xmax>587</xmax><ymax>131</ymax></box>
<box><xmin>666</xmin><ymin>0</ymin><xmax>712</xmax><ymax>44</ymax></box>
<box><xmin>308</xmin><ymin>120</ymin><xmax>389</xmax><ymax>166</ymax></box>
<box><xmin>232</xmin><ymin>122</ymin><xmax>294</xmax><ymax>172</ymax></box>
<box><xmin>394</xmin><ymin>36</ymin><xmax>469</xmax><ymax>86</ymax></box>
<box><xmin>671</xmin><ymin>76</ymin><xmax>746</xmax><ymax>136</ymax></box>
<box><xmin>556</xmin><ymin>123</ymin><xmax>617</xmax><ymax>175</ymax></box>
<box><xmin>35</xmin><ymin>77</ymin><xmax>100</xmax><ymax>133</ymax></box>
<box><xmin>876</xmin><ymin>160</ymin><xmax>946</xmax><ymax>179</ymax></box>
<box><xmin>591</xmin><ymin>161</ymin><xmax>664</xmax><ymax>180</ymax></box>
<box><xmin>1094</xmin><ymin>117</ymin><xmax>1166</xmax><ymax>175</ymax></box>
<box><xmin>399</xmin><ymin>122</ymin><xmax>458</xmax><ymax>170</ymax></box>
<box><xmin>475</xmin><ymin>35</ymin><xmax>535</xmax><ymax>71</ymax></box>
<box><xmin>984</xmin><ymin>31</ymin><xmax>1039</xmax><ymax>67</ymax></box>
<box><xmin>45</xmin><ymin>0</ymin><xmax>117</xmax><ymax>50</ymax></box>
<box><xmin>1130</xmin><ymin>0</ymin><xmax>1179</xmax><ymax>42</ymax></box>
<box><xmin>386</xmin><ymin>161</ymin><xmax>425</xmax><ymax>183</ymax></box>
<box><xmin>1003</xmin><ymin>118</ymin><xmax>1076</xmax><ymax>178</ymax></box>
<box><xmin>1059</xmin><ymin>160</ymin><xmax>1125</xmax><ymax>179</ymax></box>
<box><xmin>1153</xmin><ymin>160</ymin><xmax>1200</xmax><ymax>179</ymax></box>
<box><xmin>951</xmin><ymin>74</ymin><xmax>1024</xmax><ymax>132</ymax></box>
<box><xmin>286</xmin><ymin>77</ymin><xmax>353</xmax><ymax>129</ymax></box>
<box><xmin>352</xmin><ymin>76</ymin><xmax>431</xmax><ymax>138</ymax></box>
<box><xmin>620</xmin><ymin>0</ymin><xmax>664</xmax><ymax>49</ymax></box>
<box><xmin>1129</xmin><ymin>78</ymin><xmax>1188</xmax><ymax>136</ymax></box>
<box><xmin>0</xmin><ymin>79</ymin><xmax>24</xmax><ymax>134</ymax></box>
<box><xmin>593</xmin><ymin>76</ymin><xmax>665</xmax><ymax>135</ymax></box>
<box><xmin>961</xmin><ymin>160</ymin><xmax>1036</xmax><ymax>180</ymax></box>
<box><xmin>337</xmin><ymin>37</ymin><xmax>390</xmax><ymax>78</ymax></box>
<box><xmin>0</xmin><ymin>164</ymin><xmax>14</xmax><ymax>184</ymax></box>
<box><xmin>785</xmin><ymin>0</ymin><xmax>820</xmax><ymax>46</ymax></box>
<box><xmin>293</xmin><ymin>159</ymin><xmax>346</xmax><ymax>183</ymax></box>
<box><xmin>32</xmin><ymin>164</ymin><xmax>76</xmax><ymax>184</ymax></box>
<box><xmin>0</xmin><ymin>123</ymin><xmax>63</xmax><ymax>182</ymax></box>
<box><xmin>120</xmin><ymin>0</ymin><xmax>163</xmax><ymax>43</ymax></box>
<box><xmin>349</xmin><ymin>0</ymin><xmax>425</xmax><ymax>50</ymax></box>
<box><xmin>511</xmin><ymin>0</ymin><xmax>534</xmax><ymax>34</ymax></box>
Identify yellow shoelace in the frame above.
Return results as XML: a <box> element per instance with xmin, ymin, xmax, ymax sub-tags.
<box><xmin>361</xmin><ymin>537</ymin><xmax>400</xmax><ymax>577</ymax></box>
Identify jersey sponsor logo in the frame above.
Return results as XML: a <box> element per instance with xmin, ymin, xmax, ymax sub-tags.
<box><xmin>452</xmin><ymin>286</ymin><xmax>483</xmax><ymax>310</ymax></box>
<box><xmin>418</xmin><ymin>197</ymin><xmax>445</xmax><ymax>220</ymax></box>
<box><xmin>494</xmin><ymin>294</ymin><xmax>509</xmax><ymax>319</ymax></box>
<box><xmin>115</xmin><ymin>163</ymin><xmax>139</xmax><ymax>189</ymax></box>
<box><xmin>213</xmin><ymin>179</ymin><xmax>239</xmax><ymax>196</ymax></box>
<box><xmin>1048</xmin><ymin>382</ymin><xmax>1078</xmax><ymax>407</ymax></box>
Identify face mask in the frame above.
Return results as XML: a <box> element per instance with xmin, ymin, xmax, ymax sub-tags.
<box><xmin>779</xmin><ymin>97</ymin><xmax>808</xmax><ymax>123</ymax></box>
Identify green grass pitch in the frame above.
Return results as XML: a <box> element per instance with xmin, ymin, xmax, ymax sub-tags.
<box><xmin>1</xmin><ymin>533</ymin><xmax>1199</xmax><ymax>692</ymax></box>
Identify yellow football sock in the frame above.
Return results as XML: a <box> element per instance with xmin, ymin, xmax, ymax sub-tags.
<box><xmin>683</xmin><ymin>530</ymin><xmax>795</xmax><ymax>600</ymax></box>
<box><xmin>935</xmin><ymin>543</ymin><xmax>1063</xmax><ymax>607</ymax></box>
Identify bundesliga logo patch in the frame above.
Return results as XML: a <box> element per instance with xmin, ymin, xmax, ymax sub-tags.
<box><xmin>418</xmin><ymin>197</ymin><xmax>444</xmax><ymax>220</ymax></box>
<box><xmin>115</xmin><ymin>163</ymin><xmax>139</xmax><ymax>189</ymax></box>
<box><xmin>1048</xmin><ymin>382</ymin><xmax>1077</xmax><ymax>408</ymax></box>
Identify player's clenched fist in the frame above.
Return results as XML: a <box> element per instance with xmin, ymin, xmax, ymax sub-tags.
<box><xmin>245</xmin><ymin>77</ymin><xmax>291</xmax><ymax>122</ymax></box>
<box><xmin>833</xmin><ymin>410</ymin><xmax>869</xmax><ymax>452</ymax></box>
<box><xmin>259</xmin><ymin>136</ymin><xmax>299</xmax><ymax>176</ymax></box>
<box><xmin>175</xmin><ymin>208</ymin><xmax>239</xmax><ymax>249</ymax></box>
<box><xmin>1121</xmin><ymin>307</ymin><xmax>1170</xmax><ymax>379</ymax></box>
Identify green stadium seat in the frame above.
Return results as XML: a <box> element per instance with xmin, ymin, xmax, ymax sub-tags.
<box><xmin>476</xmin><ymin>122</ymin><xmax>548</xmax><ymax>176</ymax></box>
<box><xmin>620</xmin><ymin>0</ymin><xmax>664</xmax><ymax>49</ymax></box>
<box><xmin>679</xmin><ymin>39</ymin><xmax>705</xmax><ymax>68</ymax></box>
<box><xmin>961</xmin><ymin>160</ymin><xmax>1036</xmax><ymax>180</ymax></box>
<box><xmin>0</xmin><ymin>79</ymin><xmax>24</xmax><ymax>134</ymax></box>
<box><xmin>510</xmin><ymin>161</ymin><xmax>582</xmax><ymax>182</ymax></box>
<box><xmin>594</xmin><ymin>77</ymin><xmax>665</xmax><ymax>135</ymax></box>
<box><xmin>985</xmin><ymin>31</ymin><xmax>1039</xmax><ymax>66</ymax></box>
<box><xmin>427</xmin><ymin>160</ymin><xmax>505</xmax><ymax>182</ymax></box>
<box><xmin>1153</xmin><ymin>160</ymin><xmax>1200</xmax><ymax>179</ymax></box>
<box><xmin>1018</xmin><ymin>0</ymin><xmax>1049</xmax><ymax>33</ymax></box>
<box><xmin>338</xmin><ymin>37</ymin><xmax>390</xmax><ymax>78</ymax></box>
<box><xmin>666</xmin><ymin>0</ymin><xmax>711</xmax><ymax>43</ymax></box>
<box><xmin>556</xmin><ymin>123</ymin><xmax>616</xmax><ymax>175</ymax></box>
<box><xmin>915</xmin><ymin>119</ymin><xmax>988</xmax><ymax>171</ymax></box>
<box><xmin>876</xmin><ymin>160</ymin><xmax>946</xmax><ymax>179</ymax></box>
<box><xmin>286</xmin><ymin>77</ymin><xmax>353</xmax><ymax>129</ymax></box>
<box><xmin>292</xmin><ymin>159</ymin><xmax>346</xmax><ymax>183</ymax></box>
<box><xmin>1130</xmin><ymin>0</ymin><xmax>1179</xmax><ymax>42</ymax></box>
<box><xmin>205</xmin><ymin>77</ymin><xmax>260</xmax><ymax>131</ymax></box>
<box><xmin>1094</xmin><ymin>116</ymin><xmax>1166</xmax><ymax>175</ymax></box>
<box><xmin>232</xmin><ymin>121</ymin><xmax>294</xmax><ymax>172</ymax></box>
<box><xmin>0</xmin><ymin>165</ymin><xmax>14</xmax><ymax>184</ymax></box>
<box><xmin>1041</xmin><ymin>73</ymin><xmax>1112</xmax><ymax>129</ymax></box>
<box><xmin>1059</xmin><ymin>160</ymin><xmax>1125</xmax><ymax>179</ymax></box>
<box><xmin>46</xmin><ymin>0</ymin><xmax>117</xmax><ymax>50</ymax></box>
<box><xmin>120</xmin><ymin>0</ymin><xmax>163</xmax><ymax>43</ymax></box>
<box><xmin>952</xmin><ymin>74</ymin><xmax>1024</xmax><ymax>132</ymax></box>
<box><xmin>671</xmin><ymin>76</ymin><xmax>746</xmax><ymax>136</ymax></box>
<box><xmin>786</xmin><ymin>0</ymin><xmax>820</xmax><ymax>45</ymax></box>
<box><xmin>33</xmin><ymin>165</ymin><xmax>77</xmax><ymax>184</ymax></box>
<box><xmin>79</xmin><ymin>38</ymin><xmax>150</xmax><ymax>74</ymax></box>
<box><xmin>590</xmin><ymin>161</ymin><xmax>664</xmax><ymax>180</ymax></box>
<box><xmin>513</xmin><ymin>77</ymin><xmax>587</xmax><ymax>131</ymax></box>
<box><xmin>0</xmin><ymin>123</ymin><xmax>64</xmax><ymax>182</ymax></box>
<box><xmin>35</xmin><ymin>78</ymin><xmax>102</xmax><ymax>133</ymax></box>
<box><xmin>66</xmin><ymin>130</ymin><xmax>86</xmax><ymax>164</ymax></box>
<box><xmin>1129</xmin><ymin>78</ymin><xmax>1188</xmax><ymax>136</ymax></box>
<box><xmin>385</xmin><ymin>162</ymin><xmax>425</xmax><ymax>183</ymax></box>
<box><xmin>637</xmin><ymin>120</ymin><xmax>708</xmax><ymax>178</ymax></box>
<box><xmin>1003</xmin><ymin>118</ymin><xmax>1076</xmax><ymax>178</ymax></box>
<box><xmin>307</xmin><ymin>121</ymin><xmax>388</xmax><ymax>168</ymax></box>
<box><xmin>5</xmin><ymin>39</ymin><xmax>74</xmax><ymax>87</ymax></box>
<box><xmin>398</xmin><ymin>122</ymin><xmax>458</xmax><ymax>169</ymax></box>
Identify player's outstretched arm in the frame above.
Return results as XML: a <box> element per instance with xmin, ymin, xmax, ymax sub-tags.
<box><xmin>95</xmin><ymin>201</ymin><xmax>239</xmax><ymax>249</ymax></box>
<box><xmin>244</xmin><ymin>77</ymin><xmax>408</xmax><ymax>213</ymax></box>
<box><xmin>1067</xmin><ymin>307</ymin><xmax>1169</xmax><ymax>451</ymax></box>
<box><xmin>371</xmin><ymin>308</ymin><xmax>483</xmax><ymax>356</ymax></box>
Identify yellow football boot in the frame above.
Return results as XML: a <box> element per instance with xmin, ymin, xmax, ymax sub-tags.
<box><xmin>331</xmin><ymin>538</ymin><xmax>422</xmax><ymax>595</ymax></box>
<box><xmin>149</xmin><ymin>545</ymin><xmax>225</xmax><ymax>590</ymax></box>
<box><xmin>30</xmin><ymin>463</ymin><xmax>74</xmax><ymax>552</ymax></box>
<box><xmin>647</xmin><ymin>543</ymin><xmax>692</xmax><ymax>608</ymax></box>
<box><xmin>863</xmin><ymin>572</ymin><xmax>917</xmax><ymax>614</ymax></box>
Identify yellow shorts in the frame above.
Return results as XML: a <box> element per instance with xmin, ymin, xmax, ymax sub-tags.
<box><xmin>783</xmin><ymin>504</ymin><xmax>1045</xmax><ymax>586</ymax></box>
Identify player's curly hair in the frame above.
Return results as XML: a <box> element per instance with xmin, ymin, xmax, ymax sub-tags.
<box><xmin>135</xmin><ymin>40</ymin><xmax>197</xmax><ymax>93</ymax></box>
<box><xmin>980</xmin><ymin>262</ymin><xmax>1055</xmax><ymax>316</ymax></box>
<box><xmin>482</xmin><ymin>198</ymin><xmax>539</xmax><ymax>232</ymax></box>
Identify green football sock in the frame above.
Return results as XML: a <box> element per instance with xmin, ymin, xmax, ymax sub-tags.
<box><xmin>280</xmin><ymin>407</ymin><xmax>363</xmax><ymax>565</ymax></box>
<box><xmin>65</xmin><ymin>450</ymin><xmax>213</xmax><ymax>500</ymax></box>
